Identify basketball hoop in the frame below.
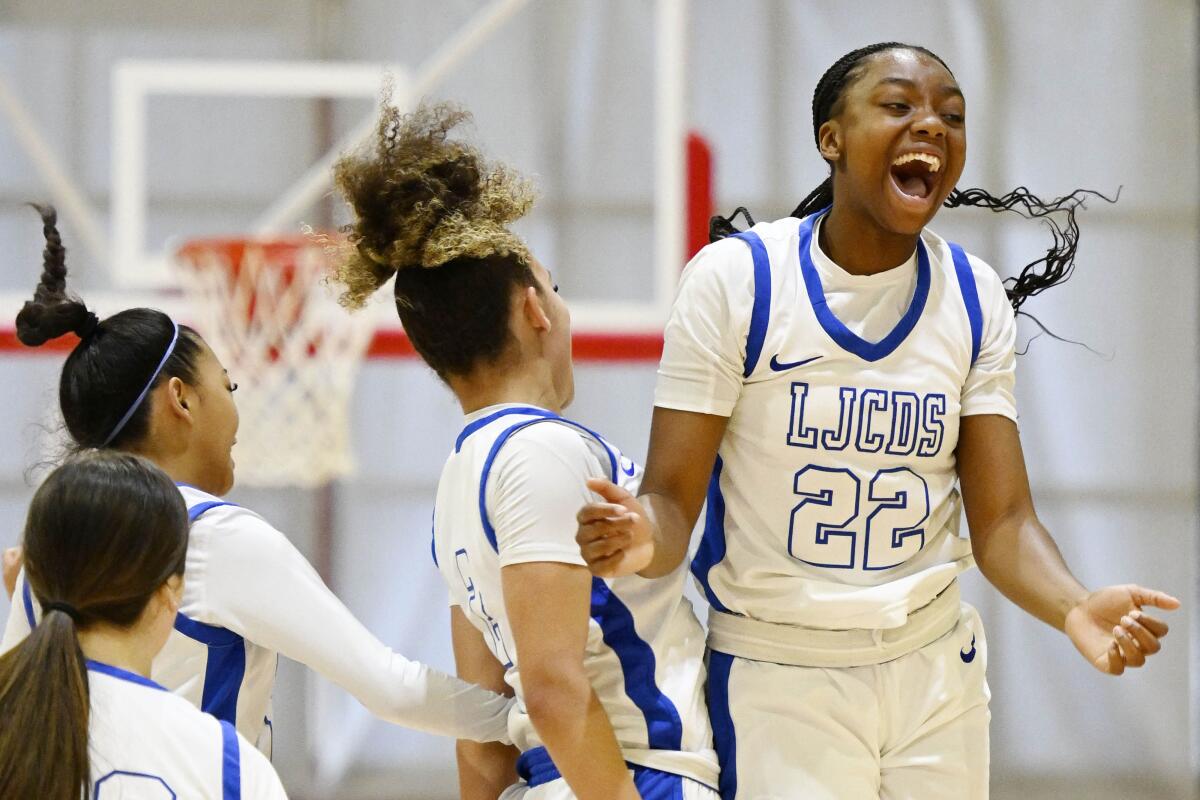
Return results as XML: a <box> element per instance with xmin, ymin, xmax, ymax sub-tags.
<box><xmin>175</xmin><ymin>236</ymin><xmax>377</xmax><ymax>488</ymax></box>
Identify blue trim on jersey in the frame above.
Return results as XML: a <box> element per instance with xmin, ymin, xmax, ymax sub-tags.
<box><xmin>430</xmin><ymin>507</ymin><xmax>439</xmax><ymax>567</ymax></box>
<box><xmin>173</xmin><ymin>614</ymin><xmax>246</xmax><ymax>726</ymax></box>
<box><xmin>948</xmin><ymin>241</ymin><xmax>983</xmax><ymax>365</ymax></box>
<box><xmin>95</xmin><ymin>770</ymin><xmax>177</xmax><ymax>798</ymax></box>
<box><xmin>188</xmin><ymin>499</ymin><xmax>236</xmax><ymax>522</ymax></box>
<box><xmin>86</xmin><ymin>660</ymin><xmax>168</xmax><ymax>691</ymax></box>
<box><xmin>797</xmin><ymin>211</ymin><xmax>931</xmax><ymax>362</ymax></box>
<box><xmin>706</xmin><ymin>650</ymin><xmax>738</xmax><ymax>800</ymax></box>
<box><xmin>473</xmin><ymin>412</ymin><xmax>684</xmax><ymax>756</ymax></box>
<box><xmin>21</xmin><ymin>577</ymin><xmax>34</xmax><ymax>628</ymax></box>
<box><xmin>477</xmin><ymin>414</ymin><xmax>618</xmax><ymax>552</ymax></box>
<box><xmin>456</xmin><ymin>405</ymin><xmax>556</xmax><ymax>452</ymax></box>
<box><xmin>221</xmin><ymin>720</ymin><xmax>242</xmax><ymax>800</ymax></box>
<box><xmin>591</xmin><ymin>578</ymin><xmax>684</xmax><ymax>751</ymax></box>
<box><xmin>731</xmin><ymin>231</ymin><xmax>772</xmax><ymax>378</ymax></box>
<box><xmin>179</xmin><ymin>499</ymin><xmax>247</xmax><ymax>727</ymax></box>
<box><xmin>517</xmin><ymin>746</ymin><xmax>686</xmax><ymax>798</ymax></box>
<box><xmin>689</xmin><ymin>455</ymin><xmax>730</xmax><ymax>613</ymax></box>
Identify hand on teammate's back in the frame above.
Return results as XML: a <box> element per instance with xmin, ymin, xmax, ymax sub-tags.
<box><xmin>2</xmin><ymin>547</ymin><xmax>20</xmax><ymax>599</ymax></box>
<box><xmin>576</xmin><ymin>479</ymin><xmax>655</xmax><ymax>578</ymax></box>
<box><xmin>1064</xmin><ymin>584</ymin><xmax>1181</xmax><ymax>675</ymax></box>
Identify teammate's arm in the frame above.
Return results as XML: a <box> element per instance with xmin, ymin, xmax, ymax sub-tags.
<box><xmin>200</xmin><ymin>511</ymin><xmax>514</xmax><ymax>742</ymax></box>
<box><xmin>450</xmin><ymin>606</ymin><xmax>517</xmax><ymax>799</ymax></box>
<box><xmin>577</xmin><ymin>407</ymin><xmax>727</xmax><ymax>578</ymax></box>
<box><xmin>502</xmin><ymin>560</ymin><xmax>639</xmax><ymax>800</ymax></box>
<box><xmin>957</xmin><ymin>413</ymin><xmax>1179</xmax><ymax>674</ymax></box>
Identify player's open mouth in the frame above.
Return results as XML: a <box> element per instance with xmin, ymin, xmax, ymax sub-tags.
<box><xmin>889</xmin><ymin>152</ymin><xmax>941</xmax><ymax>201</ymax></box>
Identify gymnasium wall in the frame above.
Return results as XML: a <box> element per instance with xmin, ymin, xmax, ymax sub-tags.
<box><xmin>0</xmin><ymin>1</ymin><xmax>1195</xmax><ymax>798</ymax></box>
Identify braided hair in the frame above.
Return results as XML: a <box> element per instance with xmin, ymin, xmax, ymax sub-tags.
<box><xmin>712</xmin><ymin>42</ymin><xmax>1116</xmax><ymax>313</ymax></box>
<box><xmin>16</xmin><ymin>205</ymin><xmax>205</xmax><ymax>450</ymax></box>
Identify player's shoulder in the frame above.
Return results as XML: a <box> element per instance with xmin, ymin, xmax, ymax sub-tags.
<box><xmin>500</xmin><ymin>417</ymin><xmax>606</xmax><ymax>463</ymax></box>
<box><xmin>494</xmin><ymin>417</ymin><xmax>616</xmax><ymax>483</ymax></box>
<box><xmin>922</xmin><ymin>227</ymin><xmax>1007</xmax><ymax>298</ymax></box>
<box><xmin>91</xmin><ymin>663</ymin><xmax>216</xmax><ymax>727</ymax></box>
<box><xmin>177</xmin><ymin>484</ymin><xmax>291</xmax><ymax>562</ymax></box>
<box><xmin>747</xmin><ymin>215</ymin><xmax>804</xmax><ymax>245</ymax></box>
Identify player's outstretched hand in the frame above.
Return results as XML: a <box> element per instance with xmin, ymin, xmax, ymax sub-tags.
<box><xmin>2</xmin><ymin>546</ymin><xmax>22</xmax><ymax>599</ymax></box>
<box><xmin>1064</xmin><ymin>584</ymin><xmax>1180</xmax><ymax>675</ymax></box>
<box><xmin>576</xmin><ymin>478</ymin><xmax>655</xmax><ymax>579</ymax></box>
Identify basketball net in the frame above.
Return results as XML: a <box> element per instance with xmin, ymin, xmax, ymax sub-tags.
<box><xmin>175</xmin><ymin>237</ymin><xmax>378</xmax><ymax>488</ymax></box>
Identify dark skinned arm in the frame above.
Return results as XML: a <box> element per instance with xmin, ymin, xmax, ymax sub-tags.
<box><xmin>577</xmin><ymin>407</ymin><xmax>728</xmax><ymax>578</ymax></box>
<box><xmin>958</xmin><ymin>414</ymin><xmax>1179</xmax><ymax>674</ymax></box>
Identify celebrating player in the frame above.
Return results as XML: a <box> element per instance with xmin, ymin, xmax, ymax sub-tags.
<box><xmin>0</xmin><ymin>451</ymin><xmax>287</xmax><ymax>799</ymax></box>
<box><xmin>331</xmin><ymin>102</ymin><xmax>719</xmax><ymax>799</ymax></box>
<box><xmin>575</xmin><ymin>42</ymin><xmax>1180</xmax><ymax>799</ymax></box>
<box><xmin>1</xmin><ymin>205</ymin><xmax>513</xmax><ymax>754</ymax></box>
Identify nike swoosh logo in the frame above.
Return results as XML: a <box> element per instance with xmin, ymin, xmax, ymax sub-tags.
<box><xmin>620</xmin><ymin>457</ymin><xmax>637</xmax><ymax>477</ymax></box>
<box><xmin>960</xmin><ymin>634</ymin><xmax>977</xmax><ymax>664</ymax></box>
<box><xmin>769</xmin><ymin>354</ymin><xmax>822</xmax><ymax>372</ymax></box>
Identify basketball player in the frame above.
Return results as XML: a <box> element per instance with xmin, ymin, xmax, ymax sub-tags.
<box><xmin>0</xmin><ymin>451</ymin><xmax>286</xmax><ymax>799</ymax></box>
<box><xmin>331</xmin><ymin>102</ymin><xmax>718</xmax><ymax>799</ymax></box>
<box><xmin>575</xmin><ymin>43</ymin><xmax>1180</xmax><ymax>799</ymax></box>
<box><xmin>1</xmin><ymin>206</ymin><xmax>513</xmax><ymax>755</ymax></box>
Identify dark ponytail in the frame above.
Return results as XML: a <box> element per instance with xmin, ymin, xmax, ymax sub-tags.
<box><xmin>710</xmin><ymin>42</ymin><xmax>1115</xmax><ymax>315</ymax></box>
<box><xmin>15</xmin><ymin>205</ymin><xmax>99</xmax><ymax>345</ymax></box>
<box><xmin>0</xmin><ymin>451</ymin><xmax>188</xmax><ymax>800</ymax></box>
<box><xmin>16</xmin><ymin>205</ymin><xmax>206</xmax><ymax>449</ymax></box>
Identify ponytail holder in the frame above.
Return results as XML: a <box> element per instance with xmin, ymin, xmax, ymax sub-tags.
<box><xmin>75</xmin><ymin>311</ymin><xmax>100</xmax><ymax>341</ymax></box>
<box><xmin>102</xmin><ymin>320</ymin><xmax>180</xmax><ymax>447</ymax></box>
<box><xmin>43</xmin><ymin>601</ymin><xmax>81</xmax><ymax>622</ymax></box>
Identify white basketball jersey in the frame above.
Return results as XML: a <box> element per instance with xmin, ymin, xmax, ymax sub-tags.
<box><xmin>87</xmin><ymin>660</ymin><xmax>286</xmax><ymax>799</ymax></box>
<box><xmin>434</xmin><ymin>404</ymin><xmax>718</xmax><ymax>789</ymax></box>
<box><xmin>4</xmin><ymin>484</ymin><xmax>513</xmax><ymax>757</ymax></box>
<box><xmin>656</xmin><ymin>212</ymin><xmax>1017</xmax><ymax>630</ymax></box>
<box><xmin>4</xmin><ymin>488</ymin><xmax>278</xmax><ymax>754</ymax></box>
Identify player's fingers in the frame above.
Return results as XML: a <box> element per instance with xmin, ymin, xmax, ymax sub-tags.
<box><xmin>580</xmin><ymin>532</ymin><xmax>631</xmax><ymax>563</ymax></box>
<box><xmin>577</xmin><ymin>502</ymin><xmax>632</xmax><ymax>525</ymax></box>
<box><xmin>1101</xmin><ymin>641</ymin><xmax>1125</xmax><ymax>675</ymax></box>
<box><xmin>586</xmin><ymin>478</ymin><xmax>636</xmax><ymax>505</ymax></box>
<box><xmin>1120</xmin><ymin>615</ymin><xmax>1161</xmax><ymax>656</ymax></box>
<box><xmin>1130</xmin><ymin>587</ymin><xmax>1181</xmax><ymax>611</ymax></box>
<box><xmin>1129</xmin><ymin>610</ymin><xmax>1169</xmax><ymax>638</ymax></box>
<box><xmin>1113</xmin><ymin>626</ymin><xmax>1145</xmax><ymax>668</ymax></box>
<box><xmin>581</xmin><ymin>515</ymin><xmax>637</xmax><ymax>540</ymax></box>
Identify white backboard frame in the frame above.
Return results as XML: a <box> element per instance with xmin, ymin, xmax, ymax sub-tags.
<box><xmin>111</xmin><ymin>59</ymin><xmax>406</xmax><ymax>290</ymax></box>
<box><xmin>104</xmin><ymin>0</ymin><xmax>686</xmax><ymax>334</ymax></box>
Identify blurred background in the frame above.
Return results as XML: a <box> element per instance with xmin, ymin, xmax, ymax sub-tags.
<box><xmin>0</xmin><ymin>0</ymin><xmax>1196</xmax><ymax>797</ymax></box>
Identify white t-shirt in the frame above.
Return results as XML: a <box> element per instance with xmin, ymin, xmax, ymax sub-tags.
<box><xmin>87</xmin><ymin>660</ymin><xmax>287</xmax><ymax>799</ymax></box>
<box><xmin>434</xmin><ymin>405</ymin><xmax>718</xmax><ymax>789</ymax></box>
<box><xmin>656</xmin><ymin>212</ymin><xmax>1017</xmax><ymax>630</ymax></box>
<box><xmin>2</xmin><ymin>484</ymin><xmax>512</xmax><ymax>754</ymax></box>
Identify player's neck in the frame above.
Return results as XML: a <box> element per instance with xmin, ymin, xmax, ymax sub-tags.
<box><xmin>77</xmin><ymin>625</ymin><xmax>158</xmax><ymax>679</ymax></box>
<box><xmin>821</xmin><ymin>204</ymin><xmax>920</xmax><ymax>276</ymax></box>
<box><xmin>128</xmin><ymin>446</ymin><xmax>222</xmax><ymax>497</ymax></box>
<box><xmin>451</xmin><ymin>361</ymin><xmax>562</xmax><ymax>416</ymax></box>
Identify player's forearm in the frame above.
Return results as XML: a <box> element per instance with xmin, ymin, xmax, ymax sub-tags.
<box><xmin>523</xmin><ymin>673</ymin><xmax>638</xmax><ymax>800</ymax></box>
<box><xmin>637</xmin><ymin>491</ymin><xmax>693</xmax><ymax>578</ymax></box>
<box><xmin>971</xmin><ymin>510</ymin><xmax>1089</xmax><ymax>631</ymax></box>
<box><xmin>218</xmin><ymin>546</ymin><xmax>512</xmax><ymax>741</ymax></box>
<box><xmin>456</xmin><ymin>739</ymin><xmax>518</xmax><ymax>800</ymax></box>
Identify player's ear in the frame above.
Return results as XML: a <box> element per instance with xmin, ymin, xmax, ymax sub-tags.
<box><xmin>818</xmin><ymin>120</ymin><xmax>842</xmax><ymax>163</ymax></box>
<box><xmin>520</xmin><ymin>285</ymin><xmax>552</xmax><ymax>334</ymax></box>
<box><xmin>164</xmin><ymin>376</ymin><xmax>191</xmax><ymax>419</ymax></box>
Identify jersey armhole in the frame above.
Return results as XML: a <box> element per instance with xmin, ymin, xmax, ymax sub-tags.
<box><xmin>730</xmin><ymin>230</ymin><xmax>772</xmax><ymax>378</ymax></box>
<box><xmin>478</xmin><ymin>416</ymin><xmax>618</xmax><ymax>553</ymax></box>
<box><xmin>948</xmin><ymin>241</ymin><xmax>984</xmax><ymax>366</ymax></box>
